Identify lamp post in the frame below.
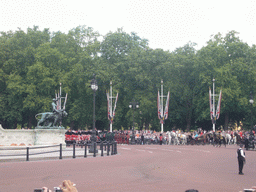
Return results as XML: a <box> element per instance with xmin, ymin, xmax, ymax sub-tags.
<box><xmin>249</xmin><ymin>92</ymin><xmax>254</xmax><ymax>131</ymax></box>
<box><xmin>89</xmin><ymin>74</ymin><xmax>98</xmax><ymax>153</ymax></box>
<box><xmin>129</xmin><ymin>99</ymin><xmax>139</xmax><ymax>145</ymax></box>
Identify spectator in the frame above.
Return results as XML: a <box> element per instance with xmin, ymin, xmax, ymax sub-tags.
<box><xmin>42</xmin><ymin>187</ymin><xmax>51</xmax><ymax>192</ymax></box>
<box><xmin>60</xmin><ymin>180</ymin><xmax>78</xmax><ymax>192</ymax></box>
<box><xmin>40</xmin><ymin>180</ymin><xmax>78</xmax><ymax>192</ymax></box>
<box><xmin>141</xmin><ymin>134</ymin><xmax>144</xmax><ymax>145</ymax></box>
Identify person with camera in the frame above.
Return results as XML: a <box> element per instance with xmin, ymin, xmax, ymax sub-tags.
<box><xmin>59</xmin><ymin>180</ymin><xmax>77</xmax><ymax>192</ymax></box>
<box><xmin>36</xmin><ymin>180</ymin><xmax>78</xmax><ymax>192</ymax></box>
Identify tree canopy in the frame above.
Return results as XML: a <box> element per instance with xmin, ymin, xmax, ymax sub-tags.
<box><xmin>0</xmin><ymin>26</ymin><xmax>255</xmax><ymax>131</ymax></box>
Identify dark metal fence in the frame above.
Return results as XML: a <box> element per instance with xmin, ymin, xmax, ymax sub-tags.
<box><xmin>0</xmin><ymin>141</ymin><xmax>118</xmax><ymax>161</ymax></box>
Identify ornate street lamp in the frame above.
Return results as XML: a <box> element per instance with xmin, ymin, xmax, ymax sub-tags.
<box><xmin>129</xmin><ymin>99</ymin><xmax>139</xmax><ymax>145</ymax></box>
<box><xmin>89</xmin><ymin>74</ymin><xmax>98</xmax><ymax>153</ymax></box>
<box><xmin>249</xmin><ymin>92</ymin><xmax>254</xmax><ymax>131</ymax></box>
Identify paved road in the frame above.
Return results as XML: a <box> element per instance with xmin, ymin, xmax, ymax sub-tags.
<box><xmin>1</xmin><ymin>144</ymin><xmax>255</xmax><ymax>192</ymax></box>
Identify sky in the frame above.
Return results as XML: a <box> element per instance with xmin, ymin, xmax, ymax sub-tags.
<box><xmin>1</xmin><ymin>0</ymin><xmax>256</xmax><ymax>52</ymax></box>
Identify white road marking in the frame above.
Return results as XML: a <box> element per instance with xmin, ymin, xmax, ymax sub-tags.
<box><xmin>145</xmin><ymin>147</ymin><xmax>157</xmax><ymax>149</ymax></box>
<box><xmin>196</xmin><ymin>149</ymin><xmax>210</xmax><ymax>153</ymax></box>
<box><xmin>136</xmin><ymin>149</ymin><xmax>146</xmax><ymax>152</ymax></box>
<box><xmin>161</xmin><ymin>149</ymin><xmax>173</xmax><ymax>152</ymax></box>
<box><xmin>161</xmin><ymin>148</ymin><xmax>181</xmax><ymax>153</ymax></box>
<box><xmin>120</xmin><ymin>146</ymin><xmax>210</xmax><ymax>154</ymax></box>
<box><xmin>165</xmin><ymin>147</ymin><xmax>210</xmax><ymax>153</ymax></box>
<box><xmin>120</xmin><ymin>148</ymin><xmax>131</xmax><ymax>150</ymax></box>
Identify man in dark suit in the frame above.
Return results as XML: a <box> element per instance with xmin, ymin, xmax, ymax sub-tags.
<box><xmin>237</xmin><ymin>144</ymin><xmax>246</xmax><ymax>175</ymax></box>
<box><xmin>141</xmin><ymin>134</ymin><xmax>144</xmax><ymax>145</ymax></box>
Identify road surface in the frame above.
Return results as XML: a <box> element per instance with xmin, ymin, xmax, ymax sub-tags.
<box><xmin>0</xmin><ymin>144</ymin><xmax>255</xmax><ymax>192</ymax></box>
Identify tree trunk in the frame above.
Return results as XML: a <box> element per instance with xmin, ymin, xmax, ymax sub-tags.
<box><xmin>145</xmin><ymin>122</ymin><xmax>149</xmax><ymax>130</ymax></box>
<box><xmin>140</xmin><ymin>118</ymin><xmax>144</xmax><ymax>130</ymax></box>
<box><xmin>186</xmin><ymin>120</ymin><xmax>191</xmax><ymax>131</ymax></box>
<box><xmin>28</xmin><ymin>115</ymin><xmax>33</xmax><ymax>129</ymax></box>
<box><xmin>70</xmin><ymin>121</ymin><xmax>74</xmax><ymax>130</ymax></box>
<box><xmin>186</xmin><ymin>108</ymin><xmax>192</xmax><ymax>131</ymax></box>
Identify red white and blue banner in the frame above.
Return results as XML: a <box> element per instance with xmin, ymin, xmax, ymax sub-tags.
<box><xmin>107</xmin><ymin>92</ymin><xmax>111</xmax><ymax>121</ymax></box>
<box><xmin>216</xmin><ymin>89</ymin><xmax>222</xmax><ymax>120</ymax></box>
<box><xmin>113</xmin><ymin>93</ymin><xmax>118</xmax><ymax>120</ymax></box>
<box><xmin>209</xmin><ymin>88</ymin><xmax>213</xmax><ymax>120</ymax></box>
<box><xmin>164</xmin><ymin>92</ymin><xmax>170</xmax><ymax>120</ymax></box>
<box><xmin>209</xmin><ymin>87</ymin><xmax>222</xmax><ymax>123</ymax></box>
<box><xmin>107</xmin><ymin>92</ymin><xmax>118</xmax><ymax>124</ymax></box>
<box><xmin>158</xmin><ymin>91</ymin><xmax>170</xmax><ymax>124</ymax></box>
<box><xmin>157</xmin><ymin>91</ymin><xmax>162</xmax><ymax>120</ymax></box>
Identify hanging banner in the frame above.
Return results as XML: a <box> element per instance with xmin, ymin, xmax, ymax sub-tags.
<box><xmin>209</xmin><ymin>88</ymin><xmax>213</xmax><ymax>120</ymax></box>
<box><xmin>209</xmin><ymin>86</ymin><xmax>222</xmax><ymax>124</ymax></box>
<box><xmin>216</xmin><ymin>89</ymin><xmax>222</xmax><ymax>120</ymax></box>
<box><xmin>106</xmin><ymin>91</ymin><xmax>118</xmax><ymax>123</ymax></box>
<box><xmin>112</xmin><ymin>93</ymin><xmax>118</xmax><ymax>119</ymax></box>
<box><xmin>158</xmin><ymin>90</ymin><xmax>169</xmax><ymax>123</ymax></box>
<box><xmin>106</xmin><ymin>92</ymin><xmax>111</xmax><ymax>121</ymax></box>
<box><xmin>157</xmin><ymin>91</ymin><xmax>162</xmax><ymax>120</ymax></box>
<box><xmin>163</xmin><ymin>92</ymin><xmax>170</xmax><ymax>120</ymax></box>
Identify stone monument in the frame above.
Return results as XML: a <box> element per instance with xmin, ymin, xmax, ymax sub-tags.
<box><xmin>34</xmin><ymin>83</ymin><xmax>68</xmax><ymax>145</ymax></box>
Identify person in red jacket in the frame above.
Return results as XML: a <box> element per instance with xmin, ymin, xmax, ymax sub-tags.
<box><xmin>159</xmin><ymin>134</ymin><xmax>163</xmax><ymax>145</ymax></box>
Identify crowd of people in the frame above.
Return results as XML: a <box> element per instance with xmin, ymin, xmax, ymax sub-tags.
<box><xmin>66</xmin><ymin>127</ymin><xmax>256</xmax><ymax>148</ymax></box>
<box><xmin>110</xmin><ymin>128</ymin><xmax>255</xmax><ymax>146</ymax></box>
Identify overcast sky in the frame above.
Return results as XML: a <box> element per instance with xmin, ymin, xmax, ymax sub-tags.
<box><xmin>1</xmin><ymin>0</ymin><xmax>256</xmax><ymax>52</ymax></box>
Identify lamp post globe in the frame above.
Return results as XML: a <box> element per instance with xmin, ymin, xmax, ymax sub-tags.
<box><xmin>89</xmin><ymin>74</ymin><xmax>98</xmax><ymax>153</ymax></box>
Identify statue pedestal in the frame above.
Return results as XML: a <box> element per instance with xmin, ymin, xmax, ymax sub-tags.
<box><xmin>34</xmin><ymin>128</ymin><xmax>66</xmax><ymax>145</ymax></box>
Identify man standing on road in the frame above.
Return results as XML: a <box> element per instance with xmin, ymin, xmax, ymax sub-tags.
<box><xmin>141</xmin><ymin>134</ymin><xmax>144</xmax><ymax>145</ymax></box>
<box><xmin>237</xmin><ymin>144</ymin><xmax>246</xmax><ymax>175</ymax></box>
<box><xmin>159</xmin><ymin>134</ymin><xmax>163</xmax><ymax>145</ymax></box>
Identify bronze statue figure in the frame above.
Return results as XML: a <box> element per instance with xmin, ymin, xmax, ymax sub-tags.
<box><xmin>35</xmin><ymin>83</ymin><xmax>68</xmax><ymax>129</ymax></box>
<box><xmin>35</xmin><ymin>110</ymin><xmax>68</xmax><ymax>128</ymax></box>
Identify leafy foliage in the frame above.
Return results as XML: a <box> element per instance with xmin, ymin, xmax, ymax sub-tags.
<box><xmin>0</xmin><ymin>27</ymin><xmax>255</xmax><ymax>131</ymax></box>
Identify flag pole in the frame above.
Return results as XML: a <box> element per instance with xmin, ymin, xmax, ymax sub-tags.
<box><xmin>213</xmin><ymin>79</ymin><xmax>215</xmax><ymax>132</ymax></box>
<box><xmin>60</xmin><ymin>83</ymin><xmax>62</xmax><ymax>110</ymax></box>
<box><xmin>107</xmin><ymin>81</ymin><xmax>118</xmax><ymax>132</ymax></box>
<box><xmin>110</xmin><ymin>81</ymin><xmax>113</xmax><ymax>132</ymax></box>
<box><xmin>161</xmin><ymin>80</ymin><xmax>164</xmax><ymax>133</ymax></box>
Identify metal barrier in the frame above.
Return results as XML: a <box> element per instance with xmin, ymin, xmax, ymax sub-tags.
<box><xmin>0</xmin><ymin>144</ymin><xmax>60</xmax><ymax>161</ymax></box>
<box><xmin>0</xmin><ymin>141</ymin><xmax>118</xmax><ymax>162</ymax></box>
